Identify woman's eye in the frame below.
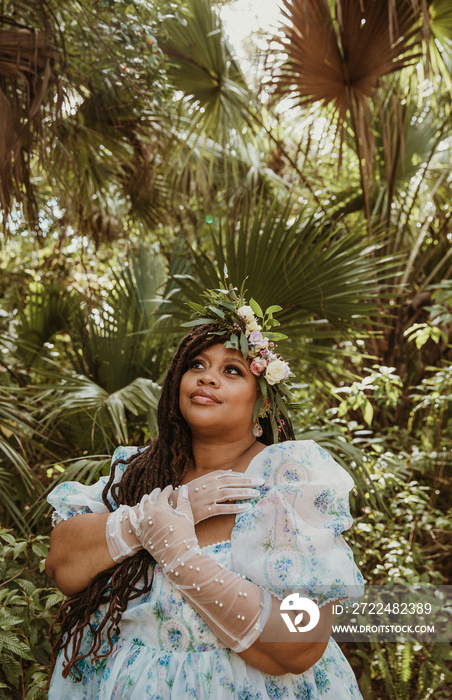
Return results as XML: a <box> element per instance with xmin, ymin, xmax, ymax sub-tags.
<box><xmin>225</xmin><ymin>365</ymin><xmax>242</xmax><ymax>376</ymax></box>
<box><xmin>189</xmin><ymin>359</ymin><xmax>205</xmax><ymax>370</ymax></box>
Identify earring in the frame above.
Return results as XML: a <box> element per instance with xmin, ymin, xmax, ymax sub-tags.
<box><xmin>253</xmin><ymin>419</ymin><xmax>263</xmax><ymax>438</ymax></box>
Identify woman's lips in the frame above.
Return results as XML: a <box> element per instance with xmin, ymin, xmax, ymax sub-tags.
<box><xmin>190</xmin><ymin>389</ymin><xmax>221</xmax><ymax>404</ymax></box>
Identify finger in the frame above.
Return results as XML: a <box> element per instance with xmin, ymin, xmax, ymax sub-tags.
<box><xmin>175</xmin><ymin>484</ymin><xmax>194</xmax><ymax>519</ymax></box>
<box><xmin>147</xmin><ymin>487</ymin><xmax>161</xmax><ymax>504</ymax></box>
<box><xmin>160</xmin><ymin>484</ymin><xmax>174</xmax><ymax>503</ymax></box>
<box><xmin>215</xmin><ymin>488</ymin><xmax>261</xmax><ymax>503</ymax></box>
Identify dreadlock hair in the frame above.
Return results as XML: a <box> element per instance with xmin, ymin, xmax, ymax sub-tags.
<box><xmin>49</xmin><ymin>323</ymin><xmax>294</xmax><ymax>681</ymax></box>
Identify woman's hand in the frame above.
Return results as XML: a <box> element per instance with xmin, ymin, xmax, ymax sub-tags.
<box><xmin>134</xmin><ymin>485</ymin><xmax>199</xmax><ymax>569</ymax></box>
<box><xmin>171</xmin><ymin>471</ymin><xmax>264</xmax><ymax>524</ymax></box>
<box><xmin>134</xmin><ymin>487</ymin><xmax>333</xmax><ymax>674</ymax></box>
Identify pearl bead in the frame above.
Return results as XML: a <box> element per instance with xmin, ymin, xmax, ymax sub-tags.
<box><xmin>164</xmin><ymin>539</ymin><xmax>167</xmax><ymax>543</ymax></box>
<box><xmin>180</xmin><ymin>562</ymin><xmax>185</xmax><ymax>567</ymax></box>
<box><xmin>189</xmin><ymin>565</ymin><xmax>193</xmax><ymax>570</ymax></box>
<box><xmin>169</xmin><ymin>526</ymin><xmax>174</xmax><ymax>532</ymax></box>
<box><xmin>128</xmin><ymin>529</ymin><xmax>132</xmax><ymax>534</ymax></box>
<box><xmin>215</xmin><ymin>600</ymin><xmax>219</xmax><ymax>605</ymax></box>
<box><xmin>238</xmin><ymin>592</ymin><xmax>242</xmax><ymax>596</ymax></box>
<box><xmin>202</xmin><ymin>484</ymin><xmax>206</xmax><ymax>489</ymax></box>
<box><xmin>192</xmin><ymin>583</ymin><xmax>196</xmax><ymax>588</ymax></box>
<box><xmin>219</xmin><ymin>603</ymin><xmax>223</xmax><ymax>608</ymax></box>
<box><xmin>148</xmin><ymin>519</ymin><xmax>152</xmax><ymax>525</ymax></box>
<box><xmin>208</xmin><ymin>507</ymin><xmax>212</xmax><ymax>512</ymax></box>
<box><xmin>243</xmin><ymin>593</ymin><xmax>247</xmax><ymax>598</ymax></box>
<box><xmin>196</xmin><ymin>586</ymin><xmax>200</xmax><ymax>591</ymax></box>
<box><xmin>165</xmin><ymin>543</ymin><xmax>168</xmax><ymax>547</ymax></box>
<box><xmin>195</xmin><ymin>567</ymin><xmax>200</xmax><ymax>572</ymax></box>
<box><xmin>237</xmin><ymin>614</ymin><xmax>241</xmax><ymax>619</ymax></box>
<box><xmin>220</xmin><ymin>579</ymin><xmax>224</xmax><ymax>584</ymax></box>
<box><xmin>195</xmin><ymin>487</ymin><xmax>199</xmax><ymax>492</ymax></box>
<box><xmin>150</xmin><ymin>546</ymin><xmax>154</xmax><ymax>550</ymax></box>
<box><xmin>186</xmin><ymin>545</ymin><xmax>191</xmax><ymax>549</ymax></box>
<box><xmin>241</xmin><ymin>616</ymin><xmax>245</xmax><ymax>621</ymax></box>
<box><xmin>214</xmin><ymin>578</ymin><xmax>218</xmax><ymax>582</ymax></box>
<box><xmin>175</xmin><ymin>572</ymin><xmax>179</xmax><ymax>576</ymax></box>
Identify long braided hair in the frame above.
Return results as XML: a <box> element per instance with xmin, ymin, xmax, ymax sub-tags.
<box><xmin>49</xmin><ymin>324</ymin><xmax>294</xmax><ymax>680</ymax></box>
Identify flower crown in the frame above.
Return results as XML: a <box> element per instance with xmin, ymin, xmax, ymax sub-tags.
<box><xmin>182</xmin><ymin>282</ymin><xmax>293</xmax><ymax>440</ymax></box>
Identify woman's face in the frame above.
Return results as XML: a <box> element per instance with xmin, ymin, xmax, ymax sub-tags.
<box><xmin>179</xmin><ymin>343</ymin><xmax>258</xmax><ymax>439</ymax></box>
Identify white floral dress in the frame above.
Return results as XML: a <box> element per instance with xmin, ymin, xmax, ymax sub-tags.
<box><xmin>48</xmin><ymin>440</ymin><xmax>364</xmax><ymax>699</ymax></box>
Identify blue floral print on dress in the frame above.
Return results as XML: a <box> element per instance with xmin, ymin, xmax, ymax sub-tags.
<box><xmin>47</xmin><ymin>441</ymin><xmax>364</xmax><ymax>699</ymax></box>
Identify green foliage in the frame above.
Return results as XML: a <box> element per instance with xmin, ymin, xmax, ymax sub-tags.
<box><xmin>0</xmin><ymin>0</ymin><xmax>451</xmax><ymax>696</ymax></box>
<box><xmin>0</xmin><ymin>528</ymin><xmax>63</xmax><ymax>699</ymax></box>
<box><xmin>352</xmin><ymin>641</ymin><xmax>452</xmax><ymax>700</ymax></box>
<box><xmin>334</xmin><ymin>366</ymin><xmax>404</xmax><ymax>427</ymax></box>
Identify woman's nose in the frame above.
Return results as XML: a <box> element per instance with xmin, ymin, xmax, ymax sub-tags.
<box><xmin>198</xmin><ymin>371</ymin><xmax>219</xmax><ymax>386</ymax></box>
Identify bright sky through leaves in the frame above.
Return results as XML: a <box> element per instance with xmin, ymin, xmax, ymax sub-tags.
<box><xmin>220</xmin><ymin>0</ymin><xmax>283</xmax><ymax>61</ymax></box>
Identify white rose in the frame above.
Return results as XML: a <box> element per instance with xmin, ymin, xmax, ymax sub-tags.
<box><xmin>237</xmin><ymin>305</ymin><xmax>255</xmax><ymax>321</ymax></box>
<box><xmin>265</xmin><ymin>359</ymin><xmax>289</xmax><ymax>385</ymax></box>
<box><xmin>246</xmin><ymin>319</ymin><xmax>262</xmax><ymax>334</ymax></box>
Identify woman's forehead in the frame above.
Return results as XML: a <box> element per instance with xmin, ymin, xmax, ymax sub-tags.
<box><xmin>197</xmin><ymin>343</ymin><xmax>243</xmax><ymax>358</ymax></box>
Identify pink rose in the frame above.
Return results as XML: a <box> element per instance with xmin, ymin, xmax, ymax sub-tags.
<box><xmin>249</xmin><ymin>358</ymin><xmax>267</xmax><ymax>376</ymax></box>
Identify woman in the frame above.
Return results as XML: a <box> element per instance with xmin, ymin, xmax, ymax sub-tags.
<box><xmin>46</xmin><ymin>288</ymin><xmax>364</xmax><ymax>698</ymax></box>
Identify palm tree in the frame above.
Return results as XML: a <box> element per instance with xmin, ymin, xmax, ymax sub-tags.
<box><xmin>266</xmin><ymin>0</ymin><xmax>452</xmax><ymax>390</ymax></box>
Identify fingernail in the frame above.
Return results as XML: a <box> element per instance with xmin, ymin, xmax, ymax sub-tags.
<box><xmin>181</xmin><ymin>484</ymin><xmax>189</xmax><ymax>498</ymax></box>
<box><xmin>237</xmin><ymin>503</ymin><xmax>253</xmax><ymax>511</ymax></box>
<box><xmin>245</xmin><ymin>489</ymin><xmax>261</xmax><ymax>497</ymax></box>
<box><xmin>248</xmin><ymin>478</ymin><xmax>265</xmax><ymax>486</ymax></box>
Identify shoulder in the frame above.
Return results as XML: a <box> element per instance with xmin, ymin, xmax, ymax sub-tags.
<box><xmin>248</xmin><ymin>440</ymin><xmax>354</xmax><ymax>492</ymax></box>
<box><xmin>47</xmin><ymin>445</ymin><xmax>145</xmax><ymax>520</ymax></box>
<box><xmin>111</xmin><ymin>445</ymin><xmax>144</xmax><ymax>469</ymax></box>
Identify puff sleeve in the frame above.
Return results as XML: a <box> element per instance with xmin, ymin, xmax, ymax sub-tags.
<box><xmin>230</xmin><ymin>440</ymin><xmax>364</xmax><ymax>607</ymax></box>
<box><xmin>47</xmin><ymin>446</ymin><xmax>140</xmax><ymax>526</ymax></box>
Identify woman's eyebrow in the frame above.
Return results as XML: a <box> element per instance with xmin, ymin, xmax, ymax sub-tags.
<box><xmin>223</xmin><ymin>355</ymin><xmax>248</xmax><ymax>369</ymax></box>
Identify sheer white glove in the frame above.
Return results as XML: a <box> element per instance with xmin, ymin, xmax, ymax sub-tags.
<box><xmin>134</xmin><ymin>485</ymin><xmax>272</xmax><ymax>652</ymax></box>
<box><xmin>106</xmin><ymin>504</ymin><xmax>143</xmax><ymax>563</ymax></box>
<box><xmin>106</xmin><ymin>471</ymin><xmax>263</xmax><ymax>563</ymax></box>
<box><xmin>173</xmin><ymin>471</ymin><xmax>264</xmax><ymax>523</ymax></box>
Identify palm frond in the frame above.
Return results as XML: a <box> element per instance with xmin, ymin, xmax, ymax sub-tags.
<box><xmin>159</xmin><ymin>0</ymin><xmax>251</xmax><ymax>143</ymax></box>
<box><xmin>173</xmin><ymin>196</ymin><xmax>397</xmax><ymax>362</ymax></box>
<box><xmin>426</xmin><ymin>0</ymin><xmax>452</xmax><ymax>88</ymax></box>
<box><xmin>0</xmin><ymin>390</ymin><xmax>43</xmax><ymax>534</ymax></box>
<box><xmin>39</xmin><ymin>371</ymin><xmax>160</xmax><ymax>447</ymax></box>
<box><xmin>0</xmin><ymin>23</ymin><xmax>61</xmax><ymax>229</ymax></box>
<box><xmin>273</xmin><ymin>0</ymin><xmax>423</xmax><ymax>217</ymax></box>
<box><xmin>274</xmin><ymin>0</ymin><xmax>421</xmax><ymax>117</ymax></box>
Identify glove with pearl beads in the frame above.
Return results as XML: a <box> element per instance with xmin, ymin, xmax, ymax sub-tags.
<box><xmin>173</xmin><ymin>470</ymin><xmax>264</xmax><ymax>522</ymax></box>
<box><xmin>134</xmin><ymin>484</ymin><xmax>272</xmax><ymax>653</ymax></box>
<box><xmin>106</xmin><ymin>471</ymin><xmax>263</xmax><ymax>563</ymax></box>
